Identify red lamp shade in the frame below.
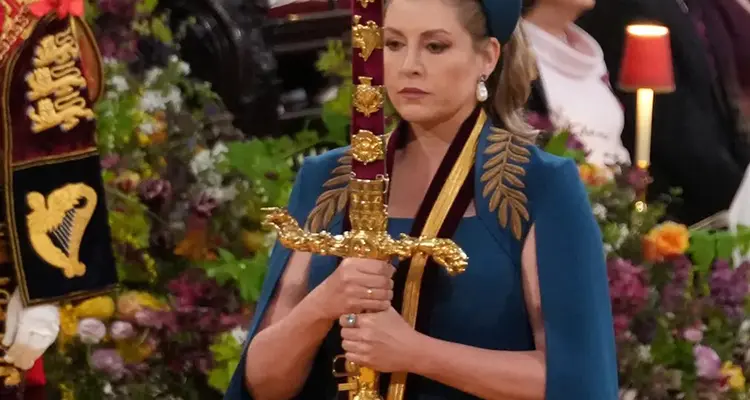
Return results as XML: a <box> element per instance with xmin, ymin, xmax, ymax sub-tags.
<box><xmin>618</xmin><ymin>24</ymin><xmax>675</xmax><ymax>93</ymax></box>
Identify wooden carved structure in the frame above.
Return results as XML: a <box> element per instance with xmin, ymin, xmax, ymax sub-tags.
<box><xmin>159</xmin><ymin>0</ymin><xmax>350</xmax><ymax>138</ymax></box>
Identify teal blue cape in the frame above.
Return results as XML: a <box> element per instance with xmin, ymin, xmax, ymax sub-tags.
<box><xmin>224</xmin><ymin>119</ymin><xmax>619</xmax><ymax>399</ymax></box>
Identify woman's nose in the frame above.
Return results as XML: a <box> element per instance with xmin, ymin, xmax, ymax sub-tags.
<box><xmin>400</xmin><ymin>47</ymin><xmax>423</xmax><ymax>77</ymax></box>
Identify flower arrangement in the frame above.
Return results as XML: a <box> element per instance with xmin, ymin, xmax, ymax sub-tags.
<box><xmin>43</xmin><ymin>1</ymin><xmax>355</xmax><ymax>396</ymax></box>
<box><xmin>45</xmin><ymin>0</ymin><xmax>750</xmax><ymax>393</ymax></box>
<box><xmin>538</xmin><ymin>120</ymin><xmax>750</xmax><ymax>399</ymax></box>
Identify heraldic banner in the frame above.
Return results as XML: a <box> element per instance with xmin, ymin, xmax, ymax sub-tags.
<box><xmin>0</xmin><ymin>12</ymin><xmax>117</xmax><ymax>307</ymax></box>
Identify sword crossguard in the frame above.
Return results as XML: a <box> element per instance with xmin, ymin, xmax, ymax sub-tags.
<box><xmin>263</xmin><ymin>186</ymin><xmax>467</xmax><ymax>400</ymax></box>
<box><xmin>261</xmin><ymin>207</ymin><xmax>468</xmax><ymax>274</ymax></box>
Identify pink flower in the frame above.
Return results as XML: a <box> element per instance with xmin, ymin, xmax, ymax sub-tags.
<box><xmin>109</xmin><ymin>321</ymin><xmax>135</xmax><ymax>341</ymax></box>
<box><xmin>694</xmin><ymin>345</ymin><xmax>722</xmax><ymax>379</ymax></box>
<box><xmin>77</xmin><ymin>318</ymin><xmax>106</xmax><ymax>344</ymax></box>
<box><xmin>683</xmin><ymin>326</ymin><xmax>703</xmax><ymax>343</ymax></box>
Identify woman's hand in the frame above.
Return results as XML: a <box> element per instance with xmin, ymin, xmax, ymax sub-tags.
<box><xmin>309</xmin><ymin>258</ymin><xmax>395</xmax><ymax>320</ymax></box>
<box><xmin>339</xmin><ymin>307</ymin><xmax>420</xmax><ymax>373</ymax></box>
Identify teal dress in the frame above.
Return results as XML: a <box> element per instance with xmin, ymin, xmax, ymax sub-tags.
<box><xmin>225</xmin><ymin>120</ymin><xmax>619</xmax><ymax>399</ymax></box>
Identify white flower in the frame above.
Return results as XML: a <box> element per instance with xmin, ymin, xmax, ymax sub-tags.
<box><xmin>636</xmin><ymin>345</ymin><xmax>652</xmax><ymax>362</ymax></box>
<box><xmin>145</xmin><ymin>67</ymin><xmax>162</xmax><ymax>86</ymax></box>
<box><xmin>165</xmin><ymin>86</ymin><xmax>182</xmax><ymax>111</ymax></box>
<box><xmin>109</xmin><ymin>75</ymin><xmax>129</xmax><ymax>92</ymax></box>
<box><xmin>190</xmin><ymin>149</ymin><xmax>213</xmax><ymax>175</ymax></box>
<box><xmin>230</xmin><ymin>326</ymin><xmax>247</xmax><ymax>345</ymax></box>
<box><xmin>139</xmin><ymin>121</ymin><xmax>157</xmax><ymax>135</ymax></box>
<box><xmin>603</xmin><ymin>243</ymin><xmax>613</xmax><ymax>255</ymax></box>
<box><xmin>103</xmin><ymin>382</ymin><xmax>113</xmax><ymax>395</ymax></box>
<box><xmin>619</xmin><ymin>389</ymin><xmax>638</xmax><ymax>400</ymax></box>
<box><xmin>592</xmin><ymin>203</ymin><xmax>607</xmax><ymax>220</ymax></box>
<box><xmin>169</xmin><ymin>54</ymin><xmax>179</xmax><ymax>64</ymax></box>
<box><xmin>613</xmin><ymin>223</ymin><xmax>629</xmax><ymax>249</ymax></box>
<box><xmin>740</xmin><ymin>320</ymin><xmax>750</xmax><ymax>344</ymax></box>
<box><xmin>212</xmin><ymin>141</ymin><xmax>228</xmax><ymax>157</ymax></box>
<box><xmin>140</xmin><ymin>90</ymin><xmax>167</xmax><ymax>112</ymax></box>
<box><xmin>77</xmin><ymin>318</ymin><xmax>107</xmax><ymax>344</ymax></box>
<box><xmin>178</xmin><ymin>61</ymin><xmax>191</xmax><ymax>75</ymax></box>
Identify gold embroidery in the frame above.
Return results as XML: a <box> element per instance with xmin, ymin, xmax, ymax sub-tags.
<box><xmin>353</xmin><ymin>76</ymin><xmax>384</xmax><ymax>117</ymax></box>
<box><xmin>0</xmin><ymin>365</ymin><xmax>21</xmax><ymax>386</ymax></box>
<box><xmin>26</xmin><ymin>183</ymin><xmax>97</xmax><ymax>278</ymax></box>
<box><xmin>352</xmin><ymin>15</ymin><xmax>382</xmax><ymax>62</ymax></box>
<box><xmin>25</xmin><ymin>24</ymin><xmax>94</xmax><ymax>133</ymax></box>
<box><xmin>0</xmin><ymin>275</ymin><xmax>20</xmax><ymax>387</ymax></box>
<box><xmin>0</xmin><ymin>2</ymin><xmax>35</xmax><ymax>64</ymax></box>
<box><xmin>480</xmin><ymin>127</ymin><xmax>532</xmax><ymax>240</ymax></box>
<box><xmin>351</xmin><ymin>129</ymin><xmax>384</xmax><ymax>164</ymax></box>
<box><xmin>305</xmin><ymin>152</ymin><xmax>351</xmax><ymax>232</ymax></box>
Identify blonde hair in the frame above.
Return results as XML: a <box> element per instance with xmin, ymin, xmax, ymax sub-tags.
<box><xmin>451</xmin><ymin>0</ymin><xmax>538</xmax><ymax>136</ymax></box>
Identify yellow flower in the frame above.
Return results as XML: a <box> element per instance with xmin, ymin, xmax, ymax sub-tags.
<box><xmin>117</xmin><ymin>291</ymin><xmax>168</xmax><ymax>320</ymax></box>
<box><xmin>241</xmin><ymin>230</ymin><xmax>267</xmax><ymax>252</ymax></box>
<box><xmin>74</xmin><ymin>296</ymin><xmax>116</xmax><ymax>320</ymax></box>
<box><xmin>57</xmin><ymin>296</ymin><xmax>116</xmax><ymax>350</ymax></box>
<box><xmin>722</xmin><ymin>361</ymin><xmax>745</xmax><ymax>391</ymax></box>
<box><xmin>116</xmin><ymin>338</ymin><xmax>157</xmax><ymax>363</ymax></box>
<box><xmin>137</xmin><ymin>132</ymin><xmax>151</xmax><ymax>146</ymax></box>
<box><xmin>578</xmin><ymin>164</ymin><xmax>610</xmax><ymax>186</ymax></box>
<box><xmin>643</xmin><ymin>221</ymin><xmax>690</xmax><ymax>262</ymax></box>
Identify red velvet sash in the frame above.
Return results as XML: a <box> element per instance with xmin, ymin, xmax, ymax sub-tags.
<box><xmin>339</xmin><ymin>107</ymin><xmax>482</xmax><ymax>397</ymax></box>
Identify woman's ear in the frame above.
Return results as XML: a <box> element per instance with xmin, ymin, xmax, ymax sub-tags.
<box><xmin>480</xmin><ymin>37</ymin><xmax>502</xmax><ymax>77</ymax></box>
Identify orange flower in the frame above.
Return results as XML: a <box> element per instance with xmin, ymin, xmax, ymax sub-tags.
<box><xmin>642</xmin><ymin>221</ymin><xmax>690</xmax><ymax>262</ymax></box>
<box><xmin>174</xmin><ymin>226</ymin><xmax>217</xmax><ymax>261</ymax></box>
<box><xmin>578</xmin><ymin>164</ymin><xmax>609</xmax><ymax>186</ymax></box>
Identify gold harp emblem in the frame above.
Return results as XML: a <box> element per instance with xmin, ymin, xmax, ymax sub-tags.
<box><xmin>26</xmin><ymin>183</ymin><xmax>97</xmax><ymax>278</ymax></box>
<box><xmin>353</xmin><ymin>76</ymin><xmax>384</xmax><ymax>117</ymax></box>
<box><xmin>352</xmin><ymin>15</ymin><xmax>382</xmax><ymax>62</ymax></box>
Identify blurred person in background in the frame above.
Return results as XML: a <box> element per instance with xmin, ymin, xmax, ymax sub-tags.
<box><xmin>522</xmin><ymin>0</ymin><xmax>631</xmax><ymax>168</ymax></box>
<box><xmin>577</xmin><ymin>0</ymin><xmax>750</xmax><ymax>224</ymax></box>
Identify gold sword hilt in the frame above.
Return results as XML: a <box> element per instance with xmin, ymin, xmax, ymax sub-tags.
<box><xmin>261</xmin><ymin>177</ymin><xmax>468</xmax><ymax>400</ymax></box>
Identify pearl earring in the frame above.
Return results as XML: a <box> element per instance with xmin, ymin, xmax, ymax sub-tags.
<box><xmin>476</xmin><ymin>75</ymin><xmax>488</xmax><ymax>102</ymax></box>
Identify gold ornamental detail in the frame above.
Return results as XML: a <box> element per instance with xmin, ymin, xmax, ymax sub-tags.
<box><xmin>353</xmin><ymin>76</ymin><xmax>384</xmax><ymax>117</ymax></box>
<box><xmin>0</xmin><ymin>3</ymin><xmax>35</xmax><ymax>65</ymax></box>
<box><xmin>480</xmin><ymin>127</ymin><xmax>532</xmax><ymax>240</ymax></box>
<box><xmin>263</xmin><ymin>192</ymin><xmax>468</xmax><ymax>276</ymax></box>
<box><xmin>352</xmin><ymin>15</ymin><xmax>382</xmax><ymax>62</ymax></box>
<box><xmin>357</xmin><ymin>0</ymin><xmax>375</xmax><ymax>7</ymax></box>
<box><xmin>0</xmin><ymin>276</ymin><xmax>20</xmax><ymax>387</ymax></box>
<box><xmin>26</xmin><ymin>24</ymin><xmax>94</xmax><ymax>133</ymax></box>
<box><xmin>26</xmin><ymin>183</ymin><xmax>97</xmax><ymax>278</ymax></box>
<box><xmin>351</xmin><ymin>130</ymin><xmax>384</xmax><ymax>164</ymax></box>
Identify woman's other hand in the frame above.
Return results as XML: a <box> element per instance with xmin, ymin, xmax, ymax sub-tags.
<box><xmin>310</xmin><ymin>258</ymin><xmax>395</xmax><ymax>320</ymax></box>
<box><xmin>339</xmin><ymin>307</ymin><xmax>420</xmax><ymax>373</ymax></box>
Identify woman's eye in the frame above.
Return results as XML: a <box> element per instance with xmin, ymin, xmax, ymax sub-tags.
<box><xmin>385</xmin><ymin>40</ymin><xmax>403</xmax><ymax>51</ymax></box>
<box><xmin>426</xmin><ymin>42</ymin><xmax>448</xmax><ymax>53</ymax></box>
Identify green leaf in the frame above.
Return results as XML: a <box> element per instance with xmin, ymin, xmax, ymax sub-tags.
<box><xmin>714</xmin><ymin>231</ymin><xmax>736</xmax><ymax>262</ymax></box>
<box><xmin>136</xmin><ymin>0</ymin><xmax>160</xmax><ymax>14</ymax></box>
<box><xmin>150</xmin><ymin>17</ymin><xmax>174</xmax><ymax>44</ymax></box>
<box><xmin>543</xmin><ymin>131</ymin><xmax>569</xmax><ymax>156</ymax></box>
<box><xmin>689</xmin><ymin>230</ymin><xmax>716</xmax><ymax>270</ymax></box>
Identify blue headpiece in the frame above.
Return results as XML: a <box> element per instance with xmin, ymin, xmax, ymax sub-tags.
<box><xmin>481</xmin><ymin>0</ymin><xmax>523</xmax><ymax>44</ymax></box>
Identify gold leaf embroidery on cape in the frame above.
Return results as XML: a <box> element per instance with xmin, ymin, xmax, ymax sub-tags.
<box><xmin>304</xmin><ymin>152</ymin><xmax>351</xmax><ymax>232</ymax></box>
<box><xmin>480</xmin><ymin>127</ymin><xmax>532</xmax><ymax>240</ymax></box>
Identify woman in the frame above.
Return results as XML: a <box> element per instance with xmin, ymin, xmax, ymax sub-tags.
<box><xmin>577</xmin><ymin>0</ymin><xmax>750</xmax><ymax>224</ymax></box>
<box><xmin>226</xmin><ymin>0</ymin><xmax>618</xmax><ymax>398</ymax></box>
<box><xmin>522</xmin><ymin>0</ymin><xmax>630</xmax><ymax>167</ymax></box>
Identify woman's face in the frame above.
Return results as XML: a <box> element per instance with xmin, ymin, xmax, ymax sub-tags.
<box><xmin>383</xmin><ymin>0</ymin><xmax>498</xmax><ymax>125</ymax></box>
